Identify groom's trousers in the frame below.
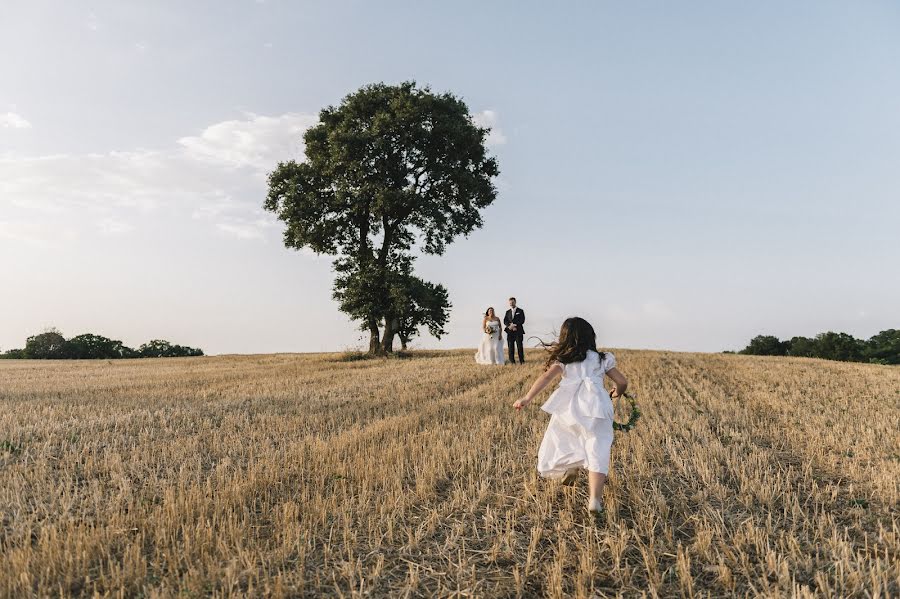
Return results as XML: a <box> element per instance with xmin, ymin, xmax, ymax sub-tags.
<box><xmin>507</xmin><ymin>333</ymin><xmax>524</xmax><ymax>364</ymax></box>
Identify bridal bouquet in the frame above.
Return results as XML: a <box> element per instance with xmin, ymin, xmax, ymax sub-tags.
<box><xmin>484</xmin><ymin>325</ymin><xmax>494</xmax><ymax>335</ymax></box>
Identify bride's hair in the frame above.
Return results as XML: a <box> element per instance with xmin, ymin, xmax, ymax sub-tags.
<box><xmin>484</xmin><ymin>307</ymin><xmax>495</xmax><ymax>317</ymax></box>
<box><xmin>539</xmin><ymin>317</ymin><xmax>606</xmax><ymax>367</ymax></box>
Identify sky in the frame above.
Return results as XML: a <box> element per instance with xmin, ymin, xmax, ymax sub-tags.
<box><xmin>1</xmin><ymin>1</ymin><xmax>898</xmax><ymax>355</ymax></box>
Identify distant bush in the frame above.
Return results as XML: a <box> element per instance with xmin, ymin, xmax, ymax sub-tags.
<box><xmin>861</xmin><ymin>329</ymin><xmax>900</xmax><ymax>365</ymax></box>
<box><xmin>23</xmin><ymin>329</ymin><xmax>69</xmax><ymax>359</ymax></box>
<box><xmin>739</xmin><ymin>335</ymin><xmax>788</xmax><ymax>356</ymax></box>
<box><xmin>1</xmin><ymin>329</ymin><xmax>203</xmax><ymax>360</ymax></box>
<box><xmin>65</xmin><ymin>333</ymin><xmax>135</xmax><ymax>359</ymax></box>
<box><xmin>736</xmin><ymin>329</ymin><xmax>898</xmax><ymax>365</ymax></box>
<box><xmin>136</xmin><ymin>340</ymin><xmax>204</xmax><ymax>358</ymax></box>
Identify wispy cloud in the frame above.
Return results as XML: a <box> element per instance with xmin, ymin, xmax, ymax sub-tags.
<box><xmin>1</xmin><ymin>112</ymin><xmax>32</xmax><ymax>129</ymax></box>
<box><xmin>1</xmin><ymin>108</ymin><xmax>504</xmax><ymax>249</ymax></box>
<box><xmin>0</xmin><ymin>112</ymin><xmax>318</xmax><ymax>246</ymax></box>
<box><xmin>472</xmin><ymin>110</ymin><xmax>507</xmax><ymax>146</ymax></box>
<box><xmin>178</xmin><ymin>112</ymin><xmax>316</xmax><ymax>171</ymax></box>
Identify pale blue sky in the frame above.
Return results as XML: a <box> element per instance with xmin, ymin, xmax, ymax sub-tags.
<box><xmin>2</xmin><ymin>1</ymin><xmax>898</xmax><ymax>354</ymax></box>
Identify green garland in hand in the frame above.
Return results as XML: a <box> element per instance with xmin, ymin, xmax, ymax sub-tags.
<box><xmin>613</xmin><ymin>392</ymin><xmax>641</xmax><ymax>432</ymax></box>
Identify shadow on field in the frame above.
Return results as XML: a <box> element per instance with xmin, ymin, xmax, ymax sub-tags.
<box><xmin>333</xmin><ymin>349</ymin><xmax>462</xmax><ymax>362</ymax></box>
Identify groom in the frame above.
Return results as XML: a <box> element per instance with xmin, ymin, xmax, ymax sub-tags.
<box><xmin>503</xmin><ymin>297</ymin><xmax>525</xmax><ymax>364</ymax></box>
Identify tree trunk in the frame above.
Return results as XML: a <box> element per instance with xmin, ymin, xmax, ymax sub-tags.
<box><xmin>381</xmin><ymin>316</ymin><xmax>399</xmax><ymax>353</ymax></box>
<box><xmin>376</xmin><ymin>222</ymin><xmax>395</xmax><ymax>353</ymax></box>
<box><xmin>368</xmin><ymin>317</ymin><xmax>382</xmax><ymax>354</ymax></box>
<box><xmin>399</xmin><ymin>335</ymin><xmax>408</xmax><ymax>351</ymax></box>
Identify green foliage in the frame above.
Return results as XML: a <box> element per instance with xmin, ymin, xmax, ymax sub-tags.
<box><xmin>612</xmin><ymin>393</ymin><xmax>641</xmax><ymax>432</ymax></box>
<box><xmin>739</xmin><ymin>335</ymin><xmax>788</xmax><ymax>356</ymax></box>
<box><xmin>65</xmin><ymin>333</ymin><xmax>133</xmax><ymax>359</ymax></box>
<box><xmin>264</xmin><ymin>81</ymin><xmax>499</xmax><ymax>353</ymax></box>
<box><xmin>332</xmin><ymin>257</ymin><xmax>411</xmax><ymax>332</ymax></box>
<box><xmin>737</xmin><ymin>329</ymin><xmax>898</xmax><ymax>364</ymax></box>
<box><xmin>3</xmin><ymin>330</ymin><xmax>203</xmax><ymax>360</ymax></box>
<box><xmin>862</xmin><ymin>329</ymin><xmax>900</xmax><ymax>365</ymax></box>
<box><xmin>394</xmin><ymin>276</ymin><xmax>451</xmax><ymax>349</ymax></box>
<box><xmin>137</xmin><ymin>340</ymin><xmax>204</xmax><ymax>358</ymax></box>
<box><xmin>24</xmin><ymin>329</ymin><xmax>68</xmax><ymax>359</ymax></box>
<box><xmin>813</xmin><ymin>331</ymin><xmax>863</xmax><ymax>362</ymax></box>
<box><xmin>786</xmin><ymin>336</ymin><xmax>817</xmax><ymax>357</ymax></box>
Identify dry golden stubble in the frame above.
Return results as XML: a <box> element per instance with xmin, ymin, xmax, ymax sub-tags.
<box><xmin>0</xmin><ymin>350</ymin><xmax>897</xmax><ymax>597</ymax></box>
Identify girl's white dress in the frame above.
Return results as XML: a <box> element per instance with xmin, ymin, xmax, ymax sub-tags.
<box><xmin>475</xmin><ymin>320</ymin><xmax>504</xmax><ymax>365</ymax></box>
<box><xmin>537</xmin><ymin>350</ymin><xmax>616</xmax><ymax>476</ymax></box>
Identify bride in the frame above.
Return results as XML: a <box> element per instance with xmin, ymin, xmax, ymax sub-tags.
<box><xmin>475</xmin><ymin>307</ymin><xmax>505</xmax><ymax>365</ymax></box>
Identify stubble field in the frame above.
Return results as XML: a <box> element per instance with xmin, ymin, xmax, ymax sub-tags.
<box><xmin>0</xmin><ymin>349</ymin><xmax>898</xmax><ymax>598</ymax></box>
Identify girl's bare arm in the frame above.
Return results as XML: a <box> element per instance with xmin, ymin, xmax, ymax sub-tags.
<box><xmin>513</xmin><ymin>364</ymin><xmax>564</xmax><ymax>409</ymax></box>
<box><xmin>606</xmin><ymin>367</ymin><xmax>628</xmax><ymax>398</ymax></box>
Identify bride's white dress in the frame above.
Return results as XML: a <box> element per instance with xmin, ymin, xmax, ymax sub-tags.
<box><xmin>475</xmin><ymin>320</ymin><xmax>505</xmax><ymax>365</ymax></box>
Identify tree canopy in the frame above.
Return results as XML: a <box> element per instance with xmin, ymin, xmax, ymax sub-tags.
<box><xmin>23</xmin><ymin>329</ymin><xmax>68</xmax><ymax>359</ymax></box>
<box><xmin>1</xmin><ymin>330</ymin><xmax>203</xmax><ymax>360</ymax></box>
<box><xmin>736</xmin><ymin>329</ymin><xmax>899</xmax><ymax>364</ymax></box>
<box><xmin>739</xmin><ymin>335</ymin><xmax>788</xmax><ymax>356</ymax></box>
<box><xmin>264</xmin><ymin>81</ymin><xmax>498</xmax><ymax>353</ymax></box>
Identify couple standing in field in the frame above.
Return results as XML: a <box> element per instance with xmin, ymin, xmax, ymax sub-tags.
<box><xmin>474</xmin><ymin>297</ymin><xmax>525</xmax><ymax>366</ymax></box>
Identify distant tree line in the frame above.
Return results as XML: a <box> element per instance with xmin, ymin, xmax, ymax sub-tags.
<box><xmin>1</xmin><ymin>329</ymin><xmax>203</xmax><ymax>360</ymax></box>
<box><xmin>733</xmin><ymin>329</ymin><xmax>899</xmax><ymax>365</ymax></box>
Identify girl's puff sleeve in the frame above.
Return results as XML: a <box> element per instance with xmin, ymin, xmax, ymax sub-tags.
<box><xmin>602</xmin><ymin>352</ymin><xmax>617</xmax><ymax>374</ymax></box>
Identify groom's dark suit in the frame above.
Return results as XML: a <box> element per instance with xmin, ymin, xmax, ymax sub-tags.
<box><xmin>503</xmin><ymin>307</ymin><xmax>525</xmax><ymax>364</ymax></box>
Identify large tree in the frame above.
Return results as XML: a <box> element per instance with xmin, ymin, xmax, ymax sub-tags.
<box><xmin>265</xmin><ymin>82</ymin><xmax>498</xmax><ymax>353</ymax></box>
<box><xmin>863</xmin><ymin>329</ymin><xmax>900</xmax><ymax>364</ymax></box>
<box><xmin>786</xmin><ymin>335</ymin><xmax>817</xmax><ymax>358</ymax></box>
<box><xmin>814</xmin><ymin>331</ymin><xmax>863</xmax><ymax>362</ymax></box>
<box><xmin>739</xmin><ymin>334</ymin><xmax>788</xmax><ymax>356</ymax></box>
<box><xmin>24</xmin><ymin>329</ymin><xmax>68</xmax><ymax>359</ymax></box>
<box><xmin>65</xmin><ymin>333</ymin><xmax>132</xmax><ymax>359</ymax></box>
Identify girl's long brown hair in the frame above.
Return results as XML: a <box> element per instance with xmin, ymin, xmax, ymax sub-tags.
<box><xmin>541</xmin><ymin>317</ymin><xmax>606</xmax><ymax>368</ymax></box>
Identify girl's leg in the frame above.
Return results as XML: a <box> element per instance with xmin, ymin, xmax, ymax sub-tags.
<box><xmin>587</xmin><ymin>471</ymin><xmax>607</xmax><ymax>510</ymax></box>
<box><xmin>585</xmin><ymin>419</ymin><xmax>613</xmax><ymax>512</ymax></box>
